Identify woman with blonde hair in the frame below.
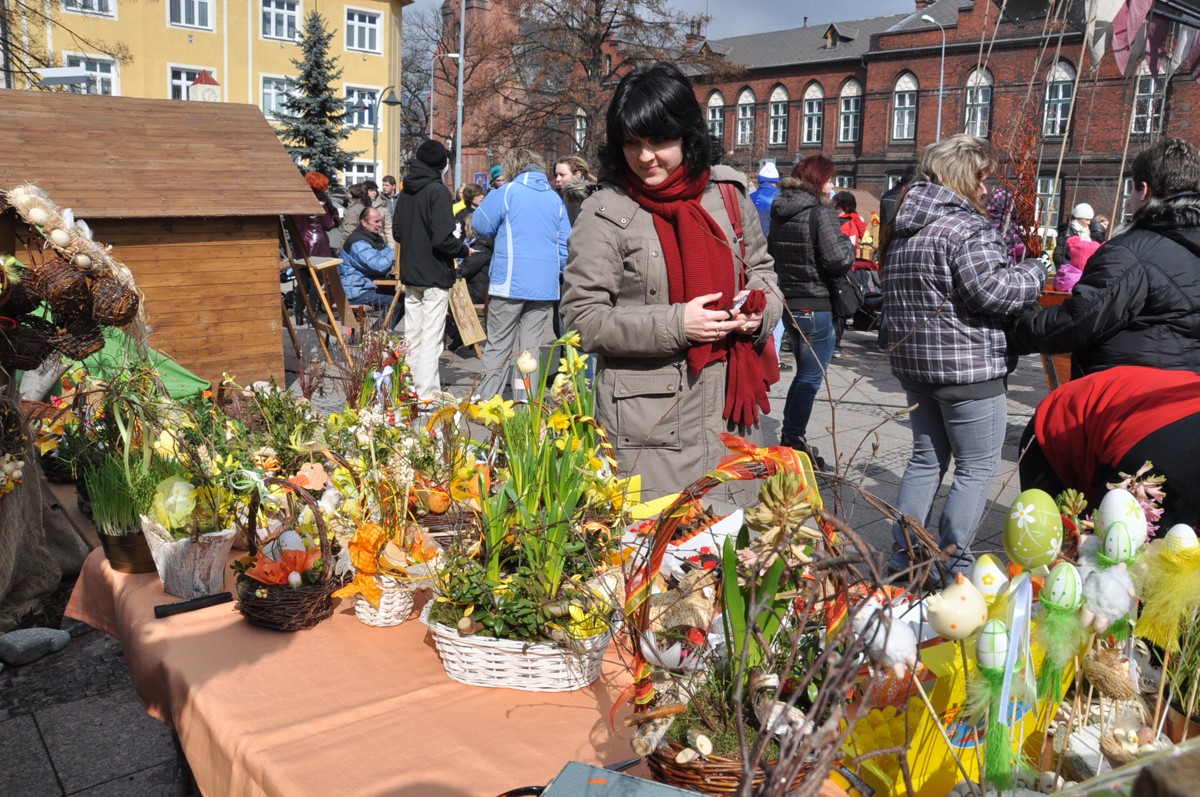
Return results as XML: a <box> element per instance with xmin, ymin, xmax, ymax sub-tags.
<box><xmin>882</xmin><ymin>134</ymin><xmax>1044</xmax><ymax>582</ymax></box>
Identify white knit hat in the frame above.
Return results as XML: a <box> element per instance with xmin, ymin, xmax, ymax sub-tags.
<box><xmin>1071</xmin><ymin>202</ymin><xmax>1094</xmax><ymax>220</ymax></box>
<box><xmin>758</xmin><ymin>162</ymin><xmax>780</xmax><ymax>182</ymax></box>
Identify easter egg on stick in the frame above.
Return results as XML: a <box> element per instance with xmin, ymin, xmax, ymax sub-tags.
<box><xmin>1004</xmin><ymin>489</ymin><xmax>1063</xmax><ymax>571</ymax></box>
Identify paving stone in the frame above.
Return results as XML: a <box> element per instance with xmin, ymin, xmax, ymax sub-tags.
<box><xmin>0</xmin><ymin>628</ymin><xmax>71</xmax><ymax>666</ymax></box>
<box><xmin>0</xmin><ymin>629</ymin><xmax>131</xmax><ymax>721</ymax></box>
<box><xmin>37</xmin><ymin>688</ymin><xmax>175</xmax><ymax>794</ymax></box>
<box><xmin>68</xmin><ymin>762</ymin><xmax>187</xmax><ymax>797</ymax></box>
<box><xmin>0</xmin><ymin>714</ymin><xmax>61</xmax><ymax>797</ymax></box>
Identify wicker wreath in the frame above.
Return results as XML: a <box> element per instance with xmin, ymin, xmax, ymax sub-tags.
<box><xmin>235</xmin><ymin>476</ymin><xmax>340</xmax><ymax>632</ymax></box>
<box><xmin>90</xmin><ymin>274</ymin><xmax>140</xmax><ymax>327</ymax></box>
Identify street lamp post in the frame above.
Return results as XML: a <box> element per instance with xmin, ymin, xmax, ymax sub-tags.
<box><xmin>370</xmin><ymin>86</ymin><xmax>401</xmax><ymax>182</ymax></box>
<box><xmin>920</xmin><ymin>14</ymin><xmax>946</xmax><ymax>142</ymax></box>
<box><xmin>454</xmin><ymin>0</ymin><xmax>466</xmax><ymax>190</ymax></box>
<box><xmin>429</xmin><ymin>52</ymin><xmax>460</xmax><ymax>140</ymax></box>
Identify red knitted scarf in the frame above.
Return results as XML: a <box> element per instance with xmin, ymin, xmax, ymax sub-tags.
<box><xmin>619</xmin><ymin>165</ymin><xmax>775</xmax><ymax>427</ymax></box>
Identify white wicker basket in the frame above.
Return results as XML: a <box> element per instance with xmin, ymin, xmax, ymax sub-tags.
<box><xmin>419</xmin><ymin>603</ymin><xmax>611</xmax><ymax>692</ymax></box>
<box><xmin>355</xmin><ymin>576</ymin><xmax>415</xmax><ymax>628</ymax></box>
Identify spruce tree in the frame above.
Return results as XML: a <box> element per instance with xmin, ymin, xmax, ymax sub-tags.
<box><xmin>276</xmin><ymin>11</ymin><xmax>359</xmax><ymax>181</ymax></box>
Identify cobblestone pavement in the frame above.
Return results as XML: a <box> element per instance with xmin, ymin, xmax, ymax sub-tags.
<box><xmin>1</xmin><ymin>315</ymin><xmax>1051</xmax><ymax>796</ymax></box>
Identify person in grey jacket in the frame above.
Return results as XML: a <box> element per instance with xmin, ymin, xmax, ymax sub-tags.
<box><xmin>881</xmin><ymin>134</ymin><xmax>1043</xmax><ymax>582</ymax></box>
<box><xmin>561</xmin><ymin>62</ymin><xmax>782</xmax><ymax>501</ymax></box>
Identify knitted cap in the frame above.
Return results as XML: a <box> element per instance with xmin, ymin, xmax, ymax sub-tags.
<box><xmin>1071</xmin><ymin>202</ymin><xmax>1094</xmax><ymax>220</ymax></box>
<box><xmin>416</xmin><ymin>140</ymin><xmax>450</xmax><ymax>169</ymax></box>
<box><xmin>758</xmin><ymin>162</ymin><xmax>780</xmax><ymax>182</ymax></box>
<box><xmin>489</xmin><ymin>165</ymin><xmax>503</xmax><ymax>180</ymax></box>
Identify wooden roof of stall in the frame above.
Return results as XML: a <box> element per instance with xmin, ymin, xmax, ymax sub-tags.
<box><xmin>0</xmin><ymin>89</ymin><xmax>320</xmax><ymax>219</ymax></box>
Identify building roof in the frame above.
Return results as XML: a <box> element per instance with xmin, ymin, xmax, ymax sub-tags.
<box><xmin>705</xmin><ymin>13</ymin><xmax>909</xmax><ymax>70</ymax></box>
<box><xmin>0</xmin><ymin>90</ymin><xmax>320</xmax><ymax>219</ymax></box>
<box><xmin>885</xmin><ymin>0</ymin><xmax>973</xmax><ymax>33</ymax></box>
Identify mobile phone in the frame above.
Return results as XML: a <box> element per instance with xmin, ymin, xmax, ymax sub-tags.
<box><xmin>730</xmin><ymin>294</ymin><xmax>748</xmax><ymax>312</ymax></box>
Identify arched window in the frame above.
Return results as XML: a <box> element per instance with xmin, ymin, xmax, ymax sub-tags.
<box><xmin>1042</xmin><ymin>61</ymin><xmax>1075</xmax><ymax>137</ymax></box>
<box><xmin>574</xmin><ymin>108</ymin><xmax>587</xmax><ymax>150</ymax></box>
<box><xmin>1132</xmin><ymin>60</ymin><xmax>1164</xmax><ymax>135</ymax></box>
<box><xmin>736</xmin><ymin>88</ymin><xmax>756</xmax><ymax>147</ymax></box>
<box><xmin>839</xmin><ymin>79</ymin><xmax>862</xmax><ymax>143</ymax></box>
<box><xmin>769</xmin><ymin>85</ymin><xmax>789</xmax><ymax>146</ymax></box>
<box><xmin>801</xmin><ymin>83</ymin><xmax>823</xmax><ymax>145</ymax></box>
<box><xmin>707</xmin><ymin>91</ymin><xmax>725</xmax><ymax>142</ymax></box>
<box><xmin>964</xmin><ymin>68</ymin><xmax>992</xmax><ymax>137</ymax></box>
<box><xmin>604</xmin><ymin>54</ymin><xmax>613</xmax><ymax>76</ymax></box>
<box><xmin>892</xmin><ymin>72</ymin><xmax>918</xmax><ymax>141</ymax></box>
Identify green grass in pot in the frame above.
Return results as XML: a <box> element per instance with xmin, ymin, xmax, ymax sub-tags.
<box><xmin>83</xmin><ymin>454</ymin><xmax>157</xmax><ymax>536</ymax></box>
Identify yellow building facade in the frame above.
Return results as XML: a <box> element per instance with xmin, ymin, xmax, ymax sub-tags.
<box><xmin>9</xmin><ymin>0</ymin><xmax>410</xmax><ymax>183</ymax></box>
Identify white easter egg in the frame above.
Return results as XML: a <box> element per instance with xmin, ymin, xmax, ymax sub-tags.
<box><xmin>976</xmin><ymin>619</ymin><xmax>1010</xmax><ymax>670</ymax></box>
<box><xmin>27</xmin><ymin>207</ymin><xmax>48</xmax><ymax>226</ymax></box>
<box><xmin>1164</xmin><ymin>524</ymin><xmax>1200</xmax><ymax>553</ymax></box>
<box><xmin>970</xmin><ymin>554</ymin><xmax>1010</xmax><ymax>600</ymax></box>
<box><xmin>49</xmin><ymin>228</ymin><xmax>71</xmax><ymax>247</ymax></box>
<box><xmin>1041</xmin><ymin>561</ymin><xmax>1083</xmax><ymax>612</ymax></box>
<box><xmin>74</xmin><ymin>254</ymin><xmax>92</xmax><ymax>269</ymax></box>
<box><xmin>277</xmin><ymin>530</ymin><xmax>306</xmax><ymax>551</ymax></box>
<box><xmin>1103</xmin><ymin>522</ymin><xmax>1138</xmax><ymax>563</ymax></box>
<box><xmin>1096</xmin><ymin>488</ymin><xmax>1148</xmax><ymax>549</ymax></box>
<box><xmin>926</xmin><ymin>573</ymin><xmax>989</xmax><ymax>640</ymax></box>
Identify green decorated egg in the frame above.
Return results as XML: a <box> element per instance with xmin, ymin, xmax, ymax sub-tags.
<box><xmin>1004</xmin><ymin>489</ymin><xmax>1063</xmax><ymax>570</ymax></box>
<box><xmin>1041</xmin><ymin>561</ymin><xmax>1083</xmax><ymax>612</ymax></box>
<box><xmin>976</xmin><ymin>619</ymin><xmax>1010</xmax><ymax>670</ymax></box>
<box><xmin>1164</xmin><ymin>524</ymin><xmax>1200</xmax><ymax>553</ymax></box>
<box><xmin>1103</xmin><ymin>521</ymin><xmax>1138</xmax><ymax>563</ymax></box>
<box><xmin>970</xmin><ymin>554</ymin><xmax>1009</xmax><ymax>601</ymax></box>
<box><xmin>1096</xmin><ymin>488</ymin><xmax>1148</xmax><ymax>549</ymax></box>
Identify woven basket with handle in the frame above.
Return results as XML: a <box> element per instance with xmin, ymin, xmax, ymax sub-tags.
<box><xmin>235</xmin><ymin>476</ymin><xmax>339</xmax><ymax>632</ymax></box>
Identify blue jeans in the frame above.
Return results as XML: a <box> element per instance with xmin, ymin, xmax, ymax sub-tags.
<box><xmin>781</xmin><ymin>310</ymin><xmax>835</xmax><ymax>445</ymax></box>
<box><xmin>889</xmin><ymin>390</ymin><xmax>1007</xmax><ymax>577</ymax></box>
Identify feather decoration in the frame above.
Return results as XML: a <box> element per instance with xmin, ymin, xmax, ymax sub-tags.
<box><xmin>1035</xmin><ymin>605</ymin><xmax>1087</xmax><ymax>701</ymax></box>
<box><xmin>1136</xmin><ymin>535</ymin><xmax>1200</xmax><ymax>652</ymax></box>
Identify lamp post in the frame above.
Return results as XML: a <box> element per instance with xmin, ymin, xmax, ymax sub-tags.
<box><xmin>454</xmin><ymin>0</ymin><xmax>466</xmax><ymax>190</ymax></box>
<box><xmin>920</xmin><ymin>14</ymin><xmax>946</xmax><ymax>142</ymax></box>
<box><xmin>429</xmin><ymin>51</ymin><xmax>460</xmax><ymax>139</ymax></box>
<box><xmin>349</xmin><ymin>89</ymin><xmax>401</xmax><ymax>182</ymax></box>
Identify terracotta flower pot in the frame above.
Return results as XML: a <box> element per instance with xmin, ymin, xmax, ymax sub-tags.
<box><xmin>98</xmin><ymin>531</ymin><xmax>157</xmax><ymax>574</ymax></box>
<box><xmin>1164</xmin><ymin>703</ymin><xmax>1200</xmax><ymax>744</ymax></box>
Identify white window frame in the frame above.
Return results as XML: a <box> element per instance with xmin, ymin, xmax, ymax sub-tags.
<box><xmin>1036</xmin><ymin>176</ymin><xmax>1060</xmax><ymax>233</ymax></box>
<box><xmin>1042</xmin><ymin>61</ymin><xmax>1075</xmax><ymax>137</ymax></box>
<box><xmin>964</xmin><ymin>68</ymin><xmax>992</xmax><ymax>138</ymax></box>
<box><xmin>344</xmin><ymin>162</ymin><xmax>376</xmax><ymax>185</ymax></box>
<box><xmin>168</xmin><ymin>0</ymin><xmax>213</xmax><ymax>31</ymax></box>
<box><xmin>768</xmin><ymin>86</ymin><xmax>789</xmax><ymax>147</ymax></box>
<box><xmin>345</xmin><ymin>85</ymin><xmax>380</xmax><ymax>128</ymax></box>
<box><xmin>64</xmin><ymin>52</ymin><xmax>118</xmax><ymax>95</ymax></box>
<box><xmin>261</xmin><ymin>0</ymin><xmax>299</xmax><ymax>42</ymax></box>
<box><xmin>261</xmin><ymin>74</ymin><xmax>296</xmax><ymax>120</ymax></box>
<box><xmin>168</xmin><ymin>64</ymin><xmax>217</xmax><ymax>100</ymax></box>
<box><xmin>1121</xmin><ymin>176</ymin><xmax>1134</xmax><ymax>222</ymax></box>
<box><xmin>345</xmin><ymin>6</ymin><xmax>381</xmax><ymax>55</ymax></box>
<box><xmin>886</xmin><ymin>172</ymin><xmax>904</xmax><ymax>191</ymax></box>
<box><xmin>892</xmin><ymin>73</ymin><xmax>918</xmax><ymax>141</ymax></box>
<box><xmin>802</xmin><ymin>83</ymin><xmax>822</xmax><ymax>145</ymax></box>
<box><xmin>63</xmin><ymin>0</ymin><xmax>116</xmax><ymax>18</ymax></box>
<box><xmin>834</xmin><ymin>175</ymin><xmax>855</xmax><ymax>189</ymax></box>
<box><xmin>838</xmin><ymin>80</ymin><xmax>862</xmax><ymax>144</ymax></box>
<box><xmin>706</xmin><ymin>92</ymin><xmax>725</xmax><ymax>142</ymax></box>
<box><xmin>1132</xmin><ymin>61</ymin><xmax>1164</xmax><ymax>136</ymax></box>
<box><xmin>736</xmin><ymin>89</ymin><xmax>755</xmax><ymax>148</ymax></box>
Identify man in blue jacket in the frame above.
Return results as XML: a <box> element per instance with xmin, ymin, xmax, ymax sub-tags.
<box><xmin>339</xmin><ymin>207</ymin><xmax>399</xmax><ymax>328</ymax></box>
<box><xmin>472</xmin><ymin>147</ymin><xmax>570</xmax><ymax>400</ymax></box>
<box><xmin>749</xmin><ymin>161</ymin><xmax>780</xmax><ymax>235</ymax></box>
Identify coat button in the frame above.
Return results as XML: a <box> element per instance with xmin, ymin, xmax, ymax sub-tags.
<box><xmin>649</xmin><ymin>288</ymin><xmax>657</xmax><ymax>296</ymax></box>
<box><xmin>599</xmin><ymin>205</ymin><xmax>606</xmax><ymax>211</ymax></box>
<box><xmin>651</xmin><ymin>251</ymin><xmax>659</xmax><ymax>257</ymax></box>
<box><xmin>619</xmin><ymin>387</ymin><xmax>628</xmax><ymax>395</ymax></box>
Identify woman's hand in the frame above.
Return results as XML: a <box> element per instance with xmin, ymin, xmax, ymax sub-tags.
<box><xmin>684</xmin><ymin>292</ymin><xmax>744</xmax><ymax>344</ymax></box>
<box><xmin>729</xmin><ymin>289</ymin><xmax>764</xmax><ymax>336</ymax></box>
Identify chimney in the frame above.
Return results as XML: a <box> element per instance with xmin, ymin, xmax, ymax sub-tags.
<box><xmin>803</xmin><ymin>16</ymin><xmax>808</xmax><ymax>27</ymax></box>
<box><xmin>685</xmin><ymin>19</ymin><xmax>704</xmax><ymax>48</ymax></box>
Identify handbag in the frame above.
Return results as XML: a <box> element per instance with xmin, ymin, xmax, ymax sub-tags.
<box><xmin>809</xmin><ymin>207</ymin><xmax>864</xmax><ymax>319</ymax></box>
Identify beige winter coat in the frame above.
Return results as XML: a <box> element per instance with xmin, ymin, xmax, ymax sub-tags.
<box><xmin>561</xmin><ymin>165</ymin><xmax>782</xmax><ymax>500</ymax></box>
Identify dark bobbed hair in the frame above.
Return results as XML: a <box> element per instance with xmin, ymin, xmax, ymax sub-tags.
<box><xmin>1132</xmin><ymin>137</ymin><xmax>1200</xmax><ymax>198</ymax></box>
<box><xmin>597</xmin><ymin>62</ymin><xmax>721</xmax><ymax>179</ymax></box>
<box><xmin>791</xmin><ymin>156</ymin><xmax>837</xmax><ymax>191</ymax></box>
<box><xmin>832</xmin><ymin>191</ymin><xmax>857</xmax><ymax>213</ymax></box>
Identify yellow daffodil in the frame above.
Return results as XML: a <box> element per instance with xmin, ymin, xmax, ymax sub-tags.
<box><xmin>557</xmin><ymin>330</ymin><xmax>581</xmax><ymax>348</ymax></box>
<box><xmin>470</xmin><ymin>395</ymin><xmax>515</xmax><ymax>426</ymax></box>
<box><xmin>546</xmin><ymin>412</ymin><xmax>571</xmax><ymax>433</ymax></box>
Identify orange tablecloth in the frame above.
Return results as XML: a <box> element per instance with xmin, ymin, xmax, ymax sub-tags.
<box><xmin>65</xmin><ymin>549</ymin><xmax>638</xmax><ymax>796</ymax></box>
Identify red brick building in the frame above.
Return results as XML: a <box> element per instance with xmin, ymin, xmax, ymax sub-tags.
<box><xmin>695</xmin><ymin>0</ymin><xmax>1200</xmax><ymax>229</ymax></box>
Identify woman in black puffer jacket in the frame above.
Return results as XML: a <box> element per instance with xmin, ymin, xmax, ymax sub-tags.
<box><xmin>768</xmin><ymin>155</ymin><xmax>855</xmax><ymax>464</ymax></box>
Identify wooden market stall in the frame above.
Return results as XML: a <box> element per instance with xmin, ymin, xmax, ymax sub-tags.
<box><xmin>0</xmin><ymin>90</ymin><xmax>318</xmax><ymax>384</ymax></box>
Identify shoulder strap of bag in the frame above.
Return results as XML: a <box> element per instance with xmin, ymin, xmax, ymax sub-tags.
<box><xmin>718</xmin><ymin>181</ymin><xmax>747</xmax><ymax>289</ymax></box>
<box><xmin>808</xmin><ymin>204</ymin><xmax>822</xmax><ymax>265</ymax></box>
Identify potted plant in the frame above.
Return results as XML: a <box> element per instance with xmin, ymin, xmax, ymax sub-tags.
<box><xmin>422</xmin><ymin>334</ymin><xmax>628</xmax><ymax>691</ymax></box>
<box><xmin>83</xmin><ymin>452</ymin><xmax>157</xmax><ymax>573</ymax></box>
<box><xmin>142</xmin><ymin>471</ymin><xmax>236</xmax><ymax>599</ymax></box>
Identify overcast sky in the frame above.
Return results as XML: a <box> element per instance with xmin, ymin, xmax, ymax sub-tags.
<box><xmin>406</xmin><ymin>0</ymin><xmax>918</xmax><ymax>40</ymax></box>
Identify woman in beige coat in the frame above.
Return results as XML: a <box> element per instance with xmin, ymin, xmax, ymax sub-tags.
<box><xmin>561</xmin><ymin>63</ymin><xmax>783</xmax><ymax>500</ymax></box>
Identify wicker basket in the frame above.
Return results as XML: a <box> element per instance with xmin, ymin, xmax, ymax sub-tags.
<box><xmin>1</xmin><ymin>283</ymin><xmax>40</xmax><ymax>317</ymax></box>
<box><xmin>50</xmin><ymin>319</ymin><xmax>104</xmax><ymax>360</ymax></box>
<box><xmin>235</xmin><ymin>476</ymin><xmax>339</xmax><ymax>632</ymax></box>
<box><xmin>90</xmin><ymin>274</ymin><xmax>140</xmax><ymax>327</ymax></box>
<box><xmin>420</xmin><ymin>603</ymin><xmax>612</xmax><ymax>692</ymax></box>
<box><xmin>1082</xmin><ymin>650</ymin><xmax>1138</xmax><ymax>701</ymax></box>
<box><xmin>0</xmin><ymin>322</ymin><xmax>54</xmax><ymax>372</ymax></box>
<box><xmin>25</xmin><ymin>259</ymin><xmax>89</xmax><ymax>307</ymax></box>
<box><xmin>646</xmin><ymin>741</ymin><xmax>811</xmax><ymax>794</ymax></box>
<box><xmin>354</xmin><ymin>575</ymin><xmax>415</xmax><ymax>627</ymax></box>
